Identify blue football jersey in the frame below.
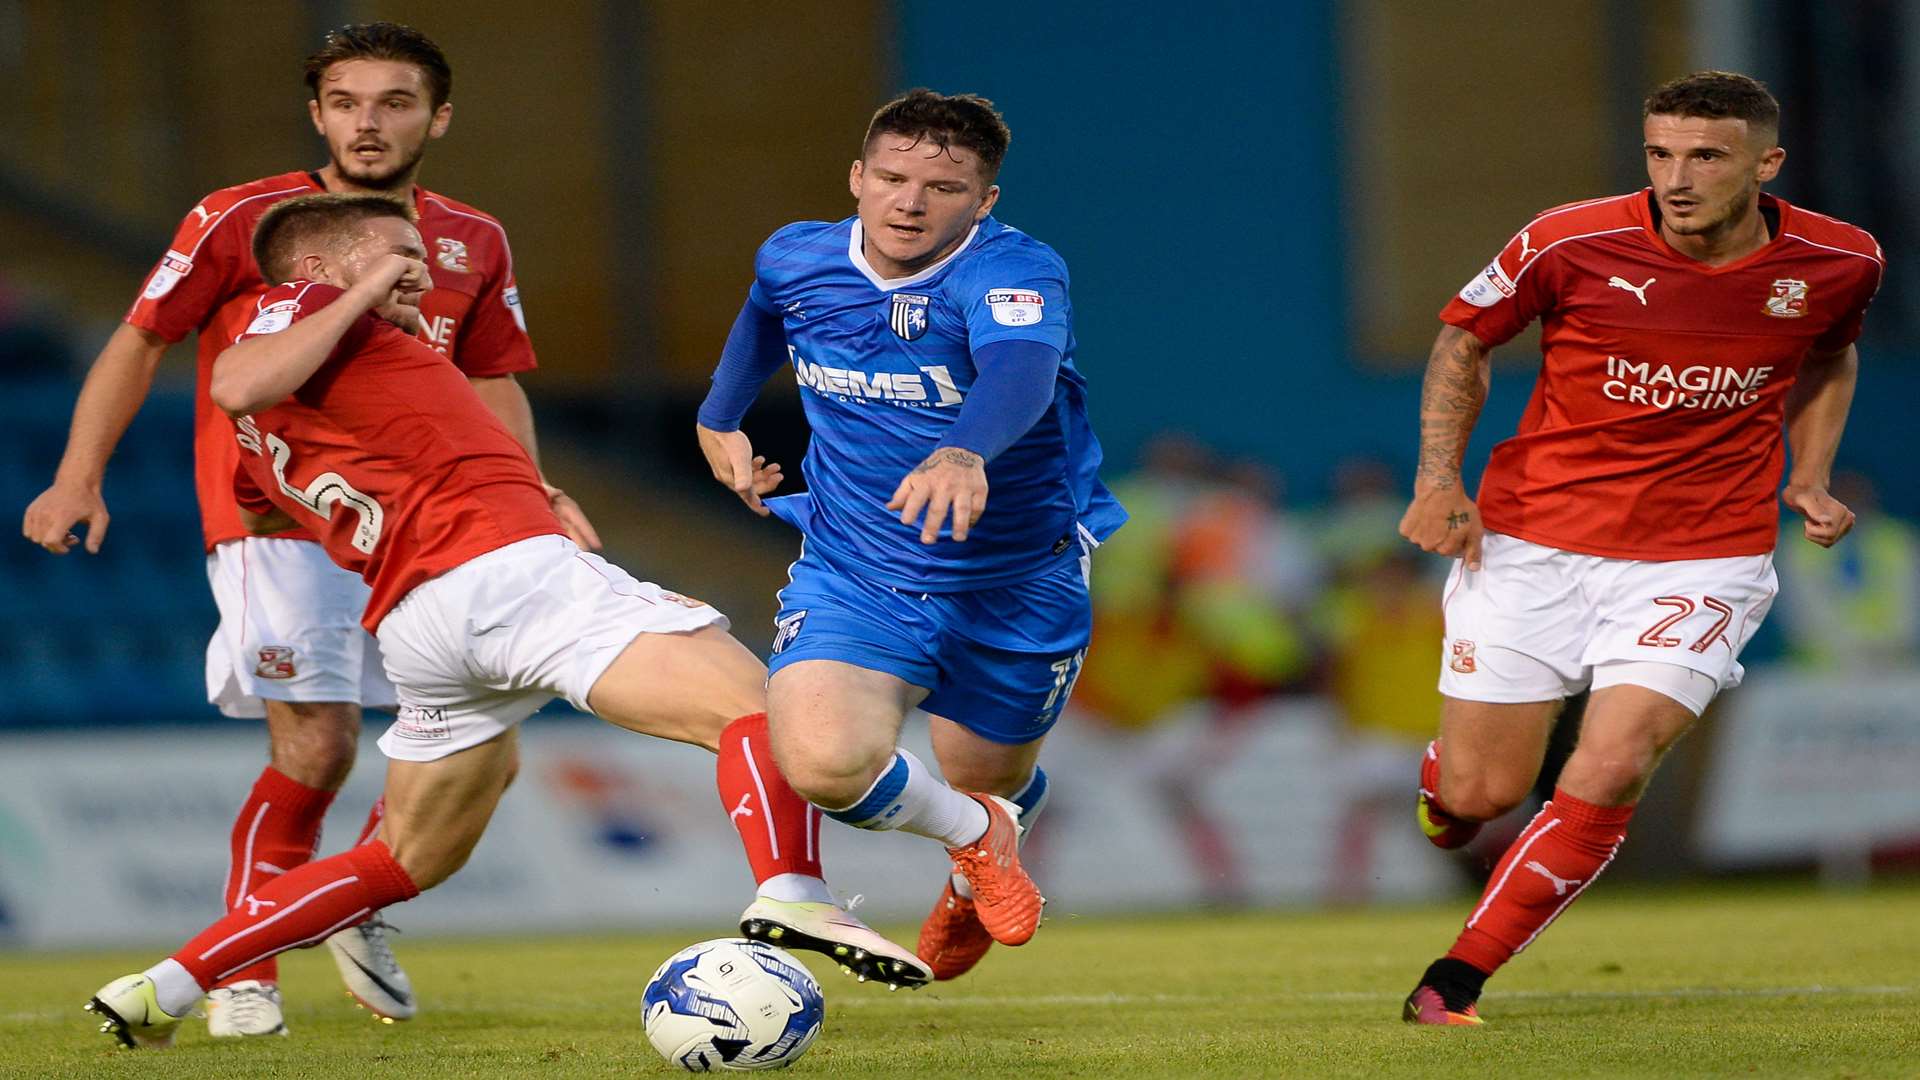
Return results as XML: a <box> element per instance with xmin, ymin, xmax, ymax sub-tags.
<box><xmin>751</xmin><ymin>215</ymin><xmax>1126</xmax><ymax>592</ymax></box>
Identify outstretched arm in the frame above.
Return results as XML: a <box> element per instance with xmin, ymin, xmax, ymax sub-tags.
<box><xmin>21</xmin><ymin>323</ymin><xmax>172</xmax><ymax>554</ymax></box>
<box><xmin>1398</xmin><ymin>324</ymin><xmax>1493</xmax><ymax>569</ymax></box>
<box><xmin>696</xmin><ymin>298</ymin><xmax>791</xmax><ymax>515</ymax></box>
<box><xmin>1781</xmin><ymin>344</ymin><xmax>1860</xmax><ymax>547</ymax></box>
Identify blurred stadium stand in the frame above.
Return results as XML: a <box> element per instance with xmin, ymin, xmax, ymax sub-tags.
<box><xmin>2</xmin><ymin>0</ymin><xmax>1918</xmax><ymax>895</ymax></box>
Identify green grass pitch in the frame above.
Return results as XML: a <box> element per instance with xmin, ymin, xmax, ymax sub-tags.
<box><xmin>3</xmin><ymin>879</ymin><xmax>1915</xmax><ymax>1078</ymax></box>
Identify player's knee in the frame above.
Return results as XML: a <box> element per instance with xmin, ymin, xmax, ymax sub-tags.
<box><xmin>1563</xmin><ymin>736</ymin><xmax>1661</xmax><ymax>804</ymax></box>
<box><xmin>1438</xmin><ymin>773</ymin><xmax>1530</xmax><ymax>822</ymax></box>
<box><xmin>780</xmin><ymin>747</ymin><xmax>895</xmax><ymax>811</ymax></box>
<box><xmin>267</xmin><ymin>701</ymin><xmax>362</xmax><ymax>790</ymax></box>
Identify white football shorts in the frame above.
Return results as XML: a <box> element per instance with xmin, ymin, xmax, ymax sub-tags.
<box><xmin>205</xmin><ymin>536</ymin><xmax>397</xmax><ymax>718</ymax></box>
<box><xmin>1437</xmin><ymin>531</ymin><xmax>1777</xmax><ymax>715</ymax></box>
<box><xmin>373</xmin><ymin>534</ymin><xmax>729</xmax><ymax>763</ymax></box>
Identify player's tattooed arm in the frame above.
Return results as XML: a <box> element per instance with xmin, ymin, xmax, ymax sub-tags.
<box><xmin>1399</xmin><ymin>325</ymin><xmax>1490</xmax><ymax>570</ymax></box>
<box><xmin>1414</xmin><ymin>325</ymin><xmax>1492</xmax><ymax>490</ymax></box>
<box><xmin>889</xmin><ymin>447</ymin><xmax>989</xmax><ymax>544</ymax></box>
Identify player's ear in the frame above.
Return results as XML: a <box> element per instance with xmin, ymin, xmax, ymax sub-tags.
<box><xmin>848</xmin><ymin>160</ymin><xmax>864</xmax><ymax>200</ymax></box>
<box><xmin>975</xmin><ymin>184</ymin><xmax>1000</xmax><ymax>221</ymax></box>
<box><xmin>308</xmin><ymin>97</ymin><xmax>325</xmax><ymax>136</ymax></box>
<box><xmin>1756</xmin><ymin>144</ymin><xmax>1785</xmax><ymax>183</ymax></box>
<box><xmin>429</xmin><ymin>101</ymin><xmax>453</xmax><ymax>140</ymax></box>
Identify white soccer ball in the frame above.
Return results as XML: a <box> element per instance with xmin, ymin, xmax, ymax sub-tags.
<box><xmin>642</xmin><ymin>938</ymin><xmax>825</xmax><ymax>1071</ymax></box>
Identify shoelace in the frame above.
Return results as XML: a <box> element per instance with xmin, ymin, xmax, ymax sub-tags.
<box><xmin>359</xmin><ymin>916</ymin><xmax>401</xmax><ymax>960</ymax></box>
<box><xmin>953</xmin><ymin>843</ymin><xmax>1010</xmax><ymax>906</ymax></box>
<box><xmin>218</xmin><ymin>986</ymin><xmax>281</xmax><ymax>1029</ymax></box>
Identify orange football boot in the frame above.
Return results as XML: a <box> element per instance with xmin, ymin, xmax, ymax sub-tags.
<box><xmin>917</xmin><ymin>878</ymin><xmax>996</xmax><ymax>980</ymax></box>
<box><xmin>945</xmin><ymin>794</ymin><xmax>1044</xmax><ymax>946</ymax></box>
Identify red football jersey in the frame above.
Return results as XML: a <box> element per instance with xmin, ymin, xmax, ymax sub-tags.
<box><xmin>1441</xmin><ymin>190</ymin><xmax>1883</xmax><ymax>560</ymax></box>
<box><xmin>125</xmin><ymin>171</ymin><xmax>538</xmax><ymax>552</ymax></box>
<box><xmin>229</xmin><ymin>282</ymin><xmax>561</xmax><ymax>631</ymax></box>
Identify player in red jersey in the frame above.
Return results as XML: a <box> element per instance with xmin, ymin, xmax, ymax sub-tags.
<box><xmin>1395</xmin><ymin>72</ymin><xmax>1881</xmax><ymax>1025</ymax></box>
<box><xmin>18</xmin><ymin>24</ymin><xmax>591</xmax><ymax>1034</ymax></box>
<box><xmin>83</xmin><ymin>193</ymin><xmax>929</xmax><ymax>1051</ymax></box>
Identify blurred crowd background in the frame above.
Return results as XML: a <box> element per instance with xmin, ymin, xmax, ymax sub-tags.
<box><xmin>2</xmin><ymin>1</ymin><xmax>1918</xmax><ymax>943</ymax></box>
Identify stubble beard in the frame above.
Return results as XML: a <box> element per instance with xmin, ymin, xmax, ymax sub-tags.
<box><xmin>331</xmin><ymin>139</ymin><xmax>429</xmax><ymax>192</ymax></box>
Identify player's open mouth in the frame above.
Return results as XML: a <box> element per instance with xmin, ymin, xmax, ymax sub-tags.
<box><xmin>352</xmin><ymin>143</ymin><xmax>387</xmax><ymax>158</ymax></box>
<box><xmin>1664</xmin><ymin>197</ymin><xmax>1698</xmax><ymax>213</ymax></box>
<box><xmin>887</xmin><ymin>224</ymin><xmax>923</xmax><ymax>239</ymax></box>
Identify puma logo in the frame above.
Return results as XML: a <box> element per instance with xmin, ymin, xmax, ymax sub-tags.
<box><xmin>1607</xmin><ymin>275</ymin><xmax>1655</xmax><ymax>305</ymax></box>
<box><xmin>1525</xmin><ymin>859</ymin><xmax>1582</xmax><ymax>896</ymax></box>
<box><xmin>729</xmin><ymin>793</ymin><xmax>755</xmax><ymax>822</ymax></box>
<box><xmin>242</xmin><ymin>895</ymin><xmax>278</xmax><ymax>917</ymax></box>
<box><xmin>1518</xmin><ymin>230</ymin><xmax>1538</xmax><ymax>262</ymax></box>
<box><xmin>189</xmin><ymin>204</ymin><xmax>215</xmax><ymax>227</ymax></box>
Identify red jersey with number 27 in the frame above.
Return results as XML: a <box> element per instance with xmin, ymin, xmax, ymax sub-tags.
<box><xmin>230</xmin><ymin>282</ymin><xmax>560</xmax><ymax>631</ymax></box>
<box><xmin>1440</xmin><ymin>190</ymin><xmax>1882</xmax><ymax>560</ymax></box>
<box><xmin>124</xmin><ymin>171</ymin><xmax>537</xmax><ymax>552</ymax></box>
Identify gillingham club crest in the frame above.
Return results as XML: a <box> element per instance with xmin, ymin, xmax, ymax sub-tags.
<box><xmin>1765</xmin><ymin>278</ymin><xmax>1809</xmax><ymax>318</ymax></box>
<box><xmin>889</xmin><ymin>292</ymin><xmax>931</xmax><ymax>341</ymax></box>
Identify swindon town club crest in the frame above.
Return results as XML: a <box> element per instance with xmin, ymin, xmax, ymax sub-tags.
<box><xmin>1765</xmin><ymin>278</ymin><xmax>1809</xmax><ymax>318</ymax></box>
<box><xmin>888</xmin><ymin>292</ymin><xmax>931</xmax><ymax>341</ymax></box>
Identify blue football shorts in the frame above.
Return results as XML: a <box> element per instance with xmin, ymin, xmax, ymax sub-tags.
<box><xmin>764</xmin><ymin>537</ymin><xmax>1094</xmax><ymax>745</ymax></box>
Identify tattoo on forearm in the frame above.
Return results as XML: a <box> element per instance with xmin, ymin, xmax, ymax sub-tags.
<box><xmin>914</xmin><ymin>448</ymin><xmax>983</xmax><ymax>473</ymax></box>
<box><xmin>1416</xmin><ymin>326</ymin><xmax>1491</xmax><ymax>488</ymax></box>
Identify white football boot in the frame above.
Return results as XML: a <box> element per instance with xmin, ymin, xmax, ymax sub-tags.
<box><xmin>739</xmin><ymin>896</ymin><xmax>932</xmax><ymax>989</ymax></box>
<box><xmin>85</xmin><ymin>973</ymin><xmax>189</xmax><ymax>1049</ymax></box>
<box><xmin>326</xmin><ymin>914</ymin><xmax>416</xmax><ymax>1021</ymax></box>
<box><xmin>204</xmin><ymin>980</ymin><xmax>289</xmax><ymax>1037</ymax></box>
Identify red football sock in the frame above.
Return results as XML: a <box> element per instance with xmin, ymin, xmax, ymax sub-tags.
<box><xmin>355</xmin><ymin>797</ymin><xmax>386</xmax><ymax>846</ymax></box>
<box><xmin>174</xmin><ymin>840</ymin><xmax>419</xmax><ymax>991</ymax></box>
<box><xmin>218</xmin><ymin>766</ymin><xmax>337</xmax><ymax>987</ymax></box>
<box><xmin>1446</xmin><ymin>787</ymin><xmax>1634</xmax><ymax>974</ymax></box>
<box><xmin>715</xmin><ymin>713</ymin><xmax>823</xmax><ymax>887</ymax></box>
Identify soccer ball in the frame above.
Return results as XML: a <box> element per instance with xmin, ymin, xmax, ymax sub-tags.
<box><xmin>642</xmin><ymin>938</ymin><xmax>825</xmax><ymax>1071</ymax></box>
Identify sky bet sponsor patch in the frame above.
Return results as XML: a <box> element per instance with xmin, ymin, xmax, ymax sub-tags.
<box><xmin>985</xmin><ymin>289</ymin><xmax>1045</xmax><ymax>326</ymax></box>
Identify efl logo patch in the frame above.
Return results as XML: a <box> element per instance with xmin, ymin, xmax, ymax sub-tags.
<box><xmin>889</xmin><ymin>292</ymin><xmax>930</xmax><ymax>341</ymax></box>
<box><xmin>243</xmin><ymin>299</ymin><xmax>300</xmax><ymax>337</ymax></box>
<box><xmin>659</xmin><ymin>590</ymin><xmax>708</xmax><ymax>610</ymax></box>
<box><xmin>143</xmin><ymin>251</ymin><xmax>193</xmax><ymax>300</ymax></box>
<box><xmin>985</xmin><ymin>289</ymin><xmax>1044</xmax><ymax>327</ymax></box>
<box><xmin>1457</xmin><ymin>261</ymin><xmax>1515</xmax><ymax>308</ymax></box>
<box><xmin>772</xmin><ymin>610</ymin><xmax>807</xmax><ymax>654</ymax></box>
<box><xmin>1450</xmin><ymin>640</ymin><xmax>1477</xmax><ymax>674</ymax></box>
<box><xmin>503</xmin><ymin>285</ymin><xmax>526</xmax><ymax>331</ymax></box>
<box><xmin>392</xmin><ymin>704</ymin><xmax>451</xmax><ymax>741</ymax></box>
<box><xmin>254</xmin><ymin>645</ymin><xmax>296</xmax><ymax>680</ymax></box>
<box><xmin>1765</xmin><ymin>278</ymin><xmax>1808</xmax><ymax>318</ymax></box>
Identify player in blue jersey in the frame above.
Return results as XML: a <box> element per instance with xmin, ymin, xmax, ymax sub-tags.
<box><xmin>696</xmin><ymin>89</ymin><xmax>1125</xmax><ymax>979</ymax></box>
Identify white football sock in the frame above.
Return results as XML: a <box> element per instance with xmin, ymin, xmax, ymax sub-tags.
<box><xmin>825</xmin><ymin>748</ymin><xmax>988</xmax><ymax>847</ymax></box>
<box><xmin>143</xmin><ymin>958</ymin><xmax>205</xmax><ymax>1017</ymax></box>
<box><xmin>759</xmin><ymin>872</ymin><xmax>836</xmax><ymax>905</ymax></box>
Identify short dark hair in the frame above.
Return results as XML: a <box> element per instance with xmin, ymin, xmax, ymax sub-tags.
<box><xmin>863</xmin><ymin>89</ymin><xmax>1011</xmax><ymax>180</ymax></box>
<box><xmin>1643</xmin><ymin>70</ymin><xmax>1780</xmax><ymax>140</ymax></box>
<box><xmin>304</xmin><ymin>22</ymin><xmax>453</xmax><ymax>109</ymax></box>
<box><xmin>252</xmin><ymin>193</ymin><xmax>415</xmax><ymax>283</ymax></box>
